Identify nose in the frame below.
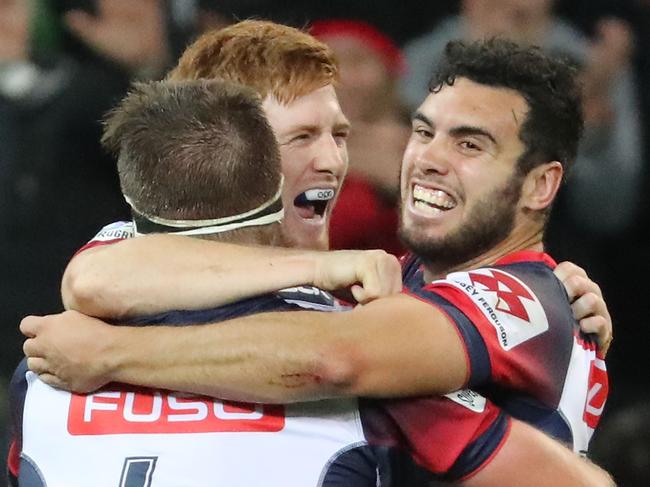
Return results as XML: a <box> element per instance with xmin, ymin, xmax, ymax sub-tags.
<box><xmin>313</xmin><ymin>134</ymin><xmax>348</xmax><ymax>177</ymax></box>
<box><xmin>414</xmin><ymin>136</ymin><xmax>450</xmax><ymax>175</ymax></box>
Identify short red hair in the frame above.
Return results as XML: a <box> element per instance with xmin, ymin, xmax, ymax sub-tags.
<box><xmin>168</xmin><ymin>20</ymin><xmax>338</xmax><ymax>104</ymax></box>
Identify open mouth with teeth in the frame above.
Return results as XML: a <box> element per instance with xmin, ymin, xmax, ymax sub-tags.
<box><xmin>294</xmin><ymin>188</ymin><xmax>336</xmax><ymax>219</ymax></box>
<box><xmin>412</xmin><ymin>184</ymin><xmax>456</xmax><ymax>214</ymax></box>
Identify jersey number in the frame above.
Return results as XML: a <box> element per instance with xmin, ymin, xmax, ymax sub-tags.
<box><xmin>120</xmin><ymin>457</ymin><xmax>157</xmax><ymax>487</ymax></box>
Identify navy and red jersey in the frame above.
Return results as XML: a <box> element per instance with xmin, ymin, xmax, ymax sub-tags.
<box><xmin>9</xmin><ymin>278</ymin><xmax>510</xmax><ymax>486</ymax></box>
<box><xmin>400</xmin><ymin>251</ymin><xmax>608</xmax><ymax>454</ymax></box>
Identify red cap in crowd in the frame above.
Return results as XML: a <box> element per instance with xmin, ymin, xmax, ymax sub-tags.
<box><xmin>309</xmin><ymin>19</ymin><xmax>407</xmax><ymax>77</ymax></box>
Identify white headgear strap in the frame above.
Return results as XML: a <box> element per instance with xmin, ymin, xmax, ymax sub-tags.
<box><xmin>125</xmin><ymin>176</ymin><xmax>284</xmax><ymax>237</ymax></box>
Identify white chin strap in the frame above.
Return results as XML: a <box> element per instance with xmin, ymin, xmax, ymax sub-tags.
<box><xmin>125</xmin><ymin>176</ymin><xmax>284</xmax><ymax>237</ymax></box>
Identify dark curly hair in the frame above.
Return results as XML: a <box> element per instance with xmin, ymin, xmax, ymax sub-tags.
<box><xmin>429</xmin><ymin>38</ymin><xmax>584</xmax><ymax>178</ymax></box>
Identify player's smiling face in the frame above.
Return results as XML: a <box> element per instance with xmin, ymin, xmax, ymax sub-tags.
<box><xmin>399</xmin><ymin>77</ymin><xmax>530</xmax><ymax>270</ymax></box>
<box><xmin>263</xmin><ymin>84</ymin><xmax>350</xmax><ymax>250</ymax></box>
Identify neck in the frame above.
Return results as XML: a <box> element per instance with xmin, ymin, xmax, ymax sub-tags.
<box><xmin>422</xmin><ymin>231</ymin><xmax>544</xmax><ymax>282</ymax></box>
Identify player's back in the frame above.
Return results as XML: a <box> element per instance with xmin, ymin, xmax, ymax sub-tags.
<box><xmin>9</xmin><ymin>288</ymin><xmax>371</xmax><ymax>487</ymax></box>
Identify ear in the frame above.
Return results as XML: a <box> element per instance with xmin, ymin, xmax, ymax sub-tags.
<box><xmin>520</xmin><ymin>161</ymin><xmax>563</xmax><ymax>211</ymax></box>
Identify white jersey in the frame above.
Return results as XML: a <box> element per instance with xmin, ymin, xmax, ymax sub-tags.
<box><xmin>11</xmin><ymin>278</ymin><xmax>368</xmax><ymax>487</ymax></box>
<box><xmin>17</xmin><ymin>371</ymin><xmax>365</xmax><ymax>487</ymax></box>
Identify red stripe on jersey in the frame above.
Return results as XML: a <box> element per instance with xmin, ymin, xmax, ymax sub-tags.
<box><xmin>73</xmin><ymin>238</ymin><xmax>124</xmax><ymax>257</ymax></box>
<box><xmin>7</xmin><ymin>438</ymin><xmax>20</xmax><ymax>477</ymax></box>
<box><xmin>495</xmin><ymin>250</ymin><xmax>556</xmax><ymax>268</ymax></box>
<box><xmin>380</xmin><ymin>395</ymin><xmax>504</xmax><ymax>474</ymax></box>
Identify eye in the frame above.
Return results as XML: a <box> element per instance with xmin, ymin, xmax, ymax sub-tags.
<box><xmin>459</xmin><ymin>140</ymin><xmax>481</xmax><ymax>151</ymax></box>
<box><xmin>412</xmin><ymin>125</ymin><xmax>433</xmax><ymax>139</ymax></box>
<box><xmin>333</xmin><ymin>130</ymin><xmax>349</xmax><ymax>147</ymax></box>
<box><xmin>289</xmin><ymin>133</ymin><xmax>312</xmax><ymax>144</ymax></box>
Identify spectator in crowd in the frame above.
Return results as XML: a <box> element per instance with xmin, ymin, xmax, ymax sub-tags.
<box><xmin>311</xmin><ymin>20</ymin><xmax>409</xmax><ymax>256</ymax></box>
<box><xmin>0</xmin><ymin>0</ymin><xmax>132</xmax><ymax>377</ymax></box>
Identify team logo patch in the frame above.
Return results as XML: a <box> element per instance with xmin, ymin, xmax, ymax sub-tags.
<box><xmin>444</xmin><ymin>268</ymin><xmax>549</xmax><ymax>350</ymax></box>
<box><xmin>68</xmin><ymin>389</ymin><xmax>285</xmax><ymax>435</ymax></box>
<box><xmin>444</xmin><ymin>389</ymin><xmax>486</xmax><ymax>413</ymax></box>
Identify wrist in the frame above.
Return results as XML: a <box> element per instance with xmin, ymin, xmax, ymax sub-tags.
<box><xmin>100</xmin><ymin>324</ymin><xmax>134</xmax><ymax>384</ymax></box>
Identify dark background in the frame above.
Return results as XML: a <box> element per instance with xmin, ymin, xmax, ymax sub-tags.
<box><xmin>2</xmin><ymin>0</ymin><xmax>648</xmax><ymax>483</ymax></box>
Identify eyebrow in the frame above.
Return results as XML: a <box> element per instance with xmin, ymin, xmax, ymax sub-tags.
<box><xmin>412</xmin><ymin>111</ymin><xmax>433</xmax><ymax>126</ymax></box>
<box><xmin>449</xmin><ymin>125</ymin><xmax>497</xmax><ymax>145</ymax></box>
<box><xmin>285</xmin><ymin>119</ymin><xmax>351</xmax><ymax>135</ymax></box>
<box><xmin>334</xmin><ymin>120</ymin><xmax>351</xmax><ymax>132</ymax></box>
<box><xmin>412</xmin><ymin>112</ymin><xmax>498</xmax><ymax>145</ymax></box>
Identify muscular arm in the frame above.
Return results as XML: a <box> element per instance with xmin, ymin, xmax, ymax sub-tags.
<box><xmin>62</xmin><ymin>234</ymin><xmax>400</xmax><ymax>319</ymax></box>
<box><xmin>464</xmin><ymin>419</ymin><xmax>614</xmax><ymax>486</ymax></box>
<box><xmin>62</xmin><ymin>230</ymin><xmax>612</xmax><ymax>352</ymax></box>
<box><xmin>22</xmin><ymin>293</ymin><xmax>467</xmax><ymax>401</ymax></box>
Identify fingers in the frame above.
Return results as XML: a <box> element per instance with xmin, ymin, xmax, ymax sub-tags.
<box><xmin>37</xmin><ymin>374</ymin><xmax>68</xmax><ymax>390</ymax></box>
<box><xmin>572</xmin><ymin>294</ymin><xmax>612</xmax><ymax>357</ymax></box>
<box><xmin>356</xmin><ymin>252</ymin><xmax>402</xmax><ymax>303</ymax></box>
<box><xmin>26</xmin><ymin>356</ymin><xmax>49</xmax><ymax>374</ymax></box>
<box><xmin>557</xmin><ymin>269</ymin><xmax>603</xmax><ymax>305</ymax></box>
<box><xmin>576</xmin><ymin>315</ymin><xmax>608</xmax><ymax>336</ymax></box>
<box><xmin>579</xmin><ymin>315</ymin><xmax>613</xmax><ymax>357</ymax></box>
<box><xmin>554</xmin><ymin>262</ymin><xmax>587</xmax><ymax>298</ymax></box>
<box><xmin>571</xmin><ymin>292</ymin><xmax>604</xmax><ymax>321</ymax></box>
<box><xmin>20</xmin><ymin>315</ymin><xmax>44</xmax><ymax>338</ymax></box>
<box><xmin>555</xmin><ymin>262</ymin><xmax>613</xmax><ymax>356</ymax></box>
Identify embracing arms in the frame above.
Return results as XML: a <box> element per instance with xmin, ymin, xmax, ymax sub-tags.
<box><xmin>61</xmin><ymin>234</ymin><xmax>612</xmax><ymax>353</ymax></box>
<box><xmin>23</xmin><ymin>293</ymin><xmax>467</xmax><ymax>401</ymax></box>
<box><xmin>62</xmin><ymin>234</ymin><xmax>401</xmax><ymax>318</ymax></box>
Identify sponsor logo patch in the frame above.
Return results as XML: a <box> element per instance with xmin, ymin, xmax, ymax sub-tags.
<box><xmin>444</xmin><ymin>389</ymin><xmax>487</xmax><ymax>413</ymax></box>
<box><xmin>68</xmin><ymin>389</ymin><xmax>285</xmax><ymax>435</ymax></box>
<box><xmin>444</xmin><ymin>268</ymin><xmax>549</xmax><ymax>350</ymax></box>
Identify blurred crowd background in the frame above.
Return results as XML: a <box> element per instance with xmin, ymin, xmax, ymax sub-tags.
<box><xmin>1</xmin><ymin>0</ymin><xmax>649</xmax><ymax>484</ymax></box>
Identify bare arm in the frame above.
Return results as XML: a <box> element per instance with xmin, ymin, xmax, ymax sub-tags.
<box><xmin>62</xmin><ymin>234</ymin><xmax>401</xmax><ymax>319</ymax></box>
<box><xmin>464</xmin><ymin>419</ymin><xmax>615</xmax><ymax>487</ymax></box>
<box><xmin>22</xmin><ymin>293</ymin><xmax>467</xmax><ymax>401</ymax></box>
<box><xmin>63</xmin><ymin>232</ymin><xmax>613</xmax><ymax>353</ymax></box>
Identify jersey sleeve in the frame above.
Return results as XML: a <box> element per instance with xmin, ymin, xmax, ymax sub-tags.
<box><xmin>362</xmin><ymin>391</ymin><xmax>510</xmax><ymax>482</ymax></box>
<box><xmin>73</xmin><ymin>221</ymin><xmax>134</xmax><ymax>255</ymax></box>
<box><xmin>407</xmin><ymin>266</ymin><xmax>569</xmax><ymax>397</ymax></box>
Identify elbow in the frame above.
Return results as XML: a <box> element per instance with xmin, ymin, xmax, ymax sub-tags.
<box><xmin>61</xmin><ymin>253</ymin><xmax>130</xmax><ymax>319</ymax></box>
<box><xmin>311</xmin><ymin>341</ymin><xmax>372</xmax><ymax>398</ymax></box>
<box><xmin>61</xmin><ymin>255</ymin><xmax>97</xmax><ymax>312</ymax></box>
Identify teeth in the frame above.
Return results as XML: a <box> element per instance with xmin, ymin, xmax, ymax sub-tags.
<box><xmin>414</xmin><ymin>200</ymin><xmax>443</xmax><ymax>215</ymax></box>
<box><xmin>413</xmin><ymin>185</ymin><xmax>455</xmax><ymax>209</ymax></box>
